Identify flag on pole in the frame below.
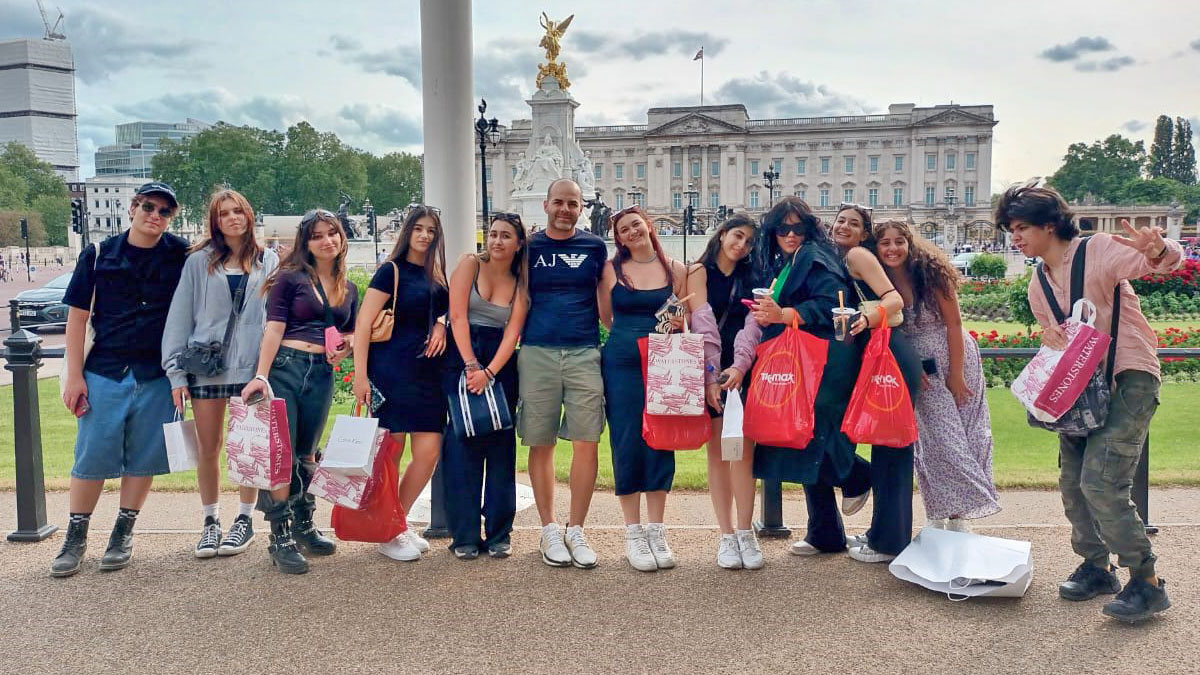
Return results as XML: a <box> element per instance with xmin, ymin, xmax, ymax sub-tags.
<box><xmin>693</xmin><ymin>47</ymin><xmax>704</xmax><ymax>61</ymax></box>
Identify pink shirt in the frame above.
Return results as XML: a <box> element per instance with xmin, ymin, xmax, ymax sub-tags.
<box><xmin>1027</xmin><ymin>233</ymin><xmax>1183</xmax><ymax>381</ymax></box>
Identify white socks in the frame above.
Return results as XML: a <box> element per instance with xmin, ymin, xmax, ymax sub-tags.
<box><xmin>238</xmin><ymin>501</ymin><xmax>255</xmax><ymax>517</ymax></box>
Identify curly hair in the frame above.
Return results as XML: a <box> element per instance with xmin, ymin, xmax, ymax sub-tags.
<box><xmin>870</xmin><ymin>220</ymin><xmax>960</xmax><ymax>313</ymax></box>
<box><xmin>993</xmin><ymin>184</ymin><xmax>1078</xmax><ymax>240</ymax></box>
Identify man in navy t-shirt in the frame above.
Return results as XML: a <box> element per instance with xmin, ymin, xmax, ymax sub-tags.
<box><xmin>518</xmin><ymin>178</ymin><xmax>607</xmax><ymax>569</ymax></box>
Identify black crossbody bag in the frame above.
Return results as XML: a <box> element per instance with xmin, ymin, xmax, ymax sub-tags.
<box><xmin>179</xmin><ymin>273</ymin><xmax>248</xmax><ymax>378</ymax></box>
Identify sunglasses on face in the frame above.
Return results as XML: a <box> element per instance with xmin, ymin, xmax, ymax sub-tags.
<box><xmin>776</xmin><ymin>223</ymin><xmax>805</xmax><ymax>237</ymax></box>
<box><xmin>139</xmin><ymin>202</ymin><xmax>174</xmax><ymax>218</ymax></box>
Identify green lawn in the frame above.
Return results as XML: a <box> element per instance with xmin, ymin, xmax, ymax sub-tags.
<box><xmin>3</xmin><ymin>377</ymin><xmax>1199</xmax><ymax>491</ymax></box>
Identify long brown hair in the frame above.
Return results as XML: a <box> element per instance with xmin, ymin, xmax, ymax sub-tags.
<box><xmin>479</xmin><ymin>213</ymin><xmax>528</xmax><ymax>290</ymax></box>
<box><xmin>267</xmin><ymin>208</ymin><xmax>349</xmax><ymax>305</ymax></box>
<box><xmin>390</xmin><ymin>205</ymin><xmax>447</xmax><ymax>287</ymax></box>
<box><xmin>610</xmin><ymin>205</ymin><xmax>672</xmax><ymax>289</ymax></box>
<box><xmin>871</xmin><ymin>220</ymin><xmax>959</xmax><ymax>313</ymax></box>
<box><xmin>192</xmin><ymin>189</ymin><xmax>262</xmax><ymax>274</ymax></box>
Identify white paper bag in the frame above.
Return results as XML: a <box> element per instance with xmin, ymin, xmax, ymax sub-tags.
<box><xmin>163</xmin><ymin>408</ymin><xmax>199</xmax><ymax>473</ymax></box>
<box><xmin>720</xmin><ymin>391</ymin><xmax>744</xmax><ymax>461</ymax></box>
<box><xmin>889</xmin><ymin>527</ymin><xmax>1033</xmax><ymax>599</ymax></box>
<box><xmin>320</xmin><ymin>414</ymin><xmax>381</xmax><ymax>477</ymax></box>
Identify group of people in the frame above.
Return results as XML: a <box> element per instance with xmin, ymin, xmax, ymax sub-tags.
<box><xmin>47</xmin><ymin>176</ymin><xmax>1175</xmax><ymax>623</ymax></box>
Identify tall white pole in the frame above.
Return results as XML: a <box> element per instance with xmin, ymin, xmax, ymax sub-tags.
<box><xmin>420</xmin><ymin>0</ymin><xmax>475</xmax><ymax>264</ymax></box>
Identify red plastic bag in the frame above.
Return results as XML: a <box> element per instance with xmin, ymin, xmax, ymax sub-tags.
<box><xmin>637</xmin><ymin>337</ymin><xmax>710</xmax><ymax>450</ymax></box>
<box><xmin>743</xmin><ymin>318</ymin><xmax>828</xmax><ymax>449</ymax></box>
<box><xmin>331</xmin><ymin>432</ymin><xmax>408</xmax><ymax>543</ymax></box>
<box><xmin>841</xmin><ymin>310</ymin><xmax>918</xmax><ymax>447</ymax></box>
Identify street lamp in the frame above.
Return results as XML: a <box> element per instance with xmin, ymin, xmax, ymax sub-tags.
<box><xmin>683</xmin><ymin>182</ymin><xmax>699</xmax><ymax>263</ymax></box>
<box><xmin>364</xmin><ymin>197</ymin><xmax>378</xmax><ymax>263</ymax></box>
<box><xmin>943</xmin><ymin>187</ymin><xmax>962</xmax><ymax>251</ymax></box>
<box><xmin>474</xmin><ymin>98</ymin><xmax>501</xmax><ymax>226</ymax></box>
<box><xmin>762</xmin><ymin>168</ymin><xmax>780</xmax><ymax>211</ymax></box>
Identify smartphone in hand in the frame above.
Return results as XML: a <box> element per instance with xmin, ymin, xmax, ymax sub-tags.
<box><xmin>73</xmin><ymin>394</ymin><xmax>90</xmax><ymax>418</ymax></box>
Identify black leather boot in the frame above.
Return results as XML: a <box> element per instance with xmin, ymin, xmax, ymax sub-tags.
<box><xmin>99</xmin><ymin>512</ymin><xmax>135</xmax><ymax>571</ymax></box>
<box><xmin>293</xmin><ymin>498</ymin><xmax>337</xmax><ymax>556</ymax></box>
<box><xmin>50</xmin><ymin>518</ymin><xmax>89</xmax><ymax>578</ymax></box>
<box><xmin>267</xmin><ymin>516</ymin><xmax>309</xmax><ymax>575</ymax></box>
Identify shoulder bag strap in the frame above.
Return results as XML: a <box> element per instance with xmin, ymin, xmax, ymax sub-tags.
<box><xmin>715</xmin><ymin>272</ymin><xmax>739</xmax><ymax>332</ymax></box>
<box><xmin>87</xmin><ymin>243</ymin><xmax>99</xmax><ymax>313</ymax></box>
<box><xmin>389</xmin><ymin>261</ymin><xmax>399</xmax><ymax>314</ymax></box>
<box><xmin>312</xmin><ymin>277</ymin><xmax>335</xmax><ymax>328</ymax></box>
<box><xmin>1036</xmin><ymin>262</ymin><xmax>1065</xmax><ymax>325</ymax></box>
<box><xmin>220</xmin><ymin>273</ymin><xmax>248</xmax><ymax>347</ymax></box>
<box><xmin>1069</xmin><ymin>237</ymin><xmax>1089</xmax><ymax>308</ymax></box>
<box><xmin>1107</xmin><ymin>281</ymin><xmax>1122</xmax><ymax>385</ymax></box>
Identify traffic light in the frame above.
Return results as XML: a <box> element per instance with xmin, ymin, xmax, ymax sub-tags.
<box><xmin>683</xmin><ymin>204</ymin><xmax>694</xmax><ymax>229</ymax></box>
<box><xmin>19</xmin><ymin>217</ymin><xmax>28</xmax><ymax>240</ymax></box>
<box><xmin>70</xmin><ymin>198</ymin><xmax>84</xmax><ymax>233</ymax></box>
<box><xmin>717</xmin><ymin>205</ymin><xmax>728</xmax><ymax>221</ymax></box>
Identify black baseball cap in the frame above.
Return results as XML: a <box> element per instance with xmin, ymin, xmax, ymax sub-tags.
<box><xmin>136</xmin><ymin>181</ymin><xmax>178</xmax><ymax>208</ymax></box>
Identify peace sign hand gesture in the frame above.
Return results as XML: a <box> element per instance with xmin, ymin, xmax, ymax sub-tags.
<box><xmin>1113</xmin><ymin>218</ymin><xmax>1167</xmax><ymax>259</ymax></box>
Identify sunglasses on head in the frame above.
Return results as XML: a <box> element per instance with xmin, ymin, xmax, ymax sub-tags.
<box><xmin>839</xmin><ymin>201</ymin><xmax>874</xmax><ymax>215</ymax></box>
<box><xmin>491</xmin><ymin>212</ymin><xmax>522</xmax><ymax>225</ymax></box>
<box><xmin>776</xmin><ymin>222</ymin><xmax>806</xmax><ymax>237</ymax></box>
<box><xmin>139</xmin><ymin>201</ymin><xmax>174</xmax><ymax>218</ymax></box>
<box><xmin>300</xmin><ymin>209</ymin><xmax>336</xmax><ymax>227</ymax></box>
<box><xmin>610</xmin><ymin>205</ymin><xmax>640</xmax><ymax>223</ymax></box>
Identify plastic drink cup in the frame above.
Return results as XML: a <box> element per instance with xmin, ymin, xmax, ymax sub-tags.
<box><xmin>752</xmin><ymin>287</ymin><xmax>773</xmax><ymax>300</ymax></box>
<box><xmin>833</xmin><ymin>307</ymin><xmax>858</xmax><ymax>342</ymax></box>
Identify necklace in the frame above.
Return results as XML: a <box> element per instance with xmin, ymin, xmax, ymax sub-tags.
<box><xmin>631</xmin><ymin>253</ymin><xmax>658</xmax><ymax>264</ymax></box>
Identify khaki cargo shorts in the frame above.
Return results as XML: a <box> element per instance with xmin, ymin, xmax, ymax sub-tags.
<box><xmin>516</xmin><ymin>345</ymin><xmax>605</xmax><ymax>446</ymax></box>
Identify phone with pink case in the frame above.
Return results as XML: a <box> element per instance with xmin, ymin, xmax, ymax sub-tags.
<box><xmin>324</xmin><ymin>325</ymin><xmax>345</xmax><ymax>357</ymax></box>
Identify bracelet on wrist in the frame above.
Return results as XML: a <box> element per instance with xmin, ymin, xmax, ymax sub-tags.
<box><xmin>1153</xmin><ymin>244</ymin><xmax>1167</xmax><ymax>259</ymax></box>
<box><xmin>465</xmin><ymin>361</ymin><xmax>481</xmax><ymax>371</ymax></box>
<box><xmin>484</xmin><ymin>367</ymin><xmax>496</xmax><ymax>381</ymax></box>
<box><xmin>254</xmin><ymin>374</ymin><xmax>269</xmax><ymax>384</ymax></box>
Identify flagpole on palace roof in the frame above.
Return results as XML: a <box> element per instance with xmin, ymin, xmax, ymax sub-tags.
<box><xmin>694</xmin><ymin>46</ymin><xmax>704</xmax><ymax>105</ymax></box>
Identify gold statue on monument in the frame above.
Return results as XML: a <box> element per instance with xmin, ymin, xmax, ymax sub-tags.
<box><xmin>536</xmin><ymin>12</ymin><xmax>573</xmax><ymax>90</ymax></box>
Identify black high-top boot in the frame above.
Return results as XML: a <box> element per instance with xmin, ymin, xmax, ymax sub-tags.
<box><xmin>99</xmin><ymin>511</ymin><xmax>136</xmax><ymax>571</ymax></box>
<box><xmin>50</xmin><ymin>518</ymin><xmax>89</xmax><ymax>578</ymax></box>
<box><xmin>262</xmin><ymin>497</ymin><xmax>308</xmax><ymax>574</ymax></box>
<box><xmin>292</xmin><ymin>497</ymin><xmax>337</xmax><ymax>556</ymax></box>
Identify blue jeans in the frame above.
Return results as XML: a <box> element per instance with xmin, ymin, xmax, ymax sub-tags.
<box><xmin>72</xmin><ymin>371</ymin><xmax>173</xmax><ymax>480</ymax></box>
<box><xmin>262</xmin><ymin>347</ymin><xmax>334</xmax><ymax>517</ymax></box>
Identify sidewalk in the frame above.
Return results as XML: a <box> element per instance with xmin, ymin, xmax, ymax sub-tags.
<box><xmin>1</xmin><ymin>485</ymin><xmax>1195</xmax><ymax>674</ymax></box>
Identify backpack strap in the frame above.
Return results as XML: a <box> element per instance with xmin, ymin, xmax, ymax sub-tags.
<box><xmin>1037</xmin><ymin>236</ymin><xmax>1091</xmax><ymax>325</ymax></box>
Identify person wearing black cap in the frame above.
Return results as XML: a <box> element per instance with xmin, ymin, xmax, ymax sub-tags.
<box><xmin>51</xmin><ymin>181</ymin><xmax>190</xmax><ymax>578</ymax></box>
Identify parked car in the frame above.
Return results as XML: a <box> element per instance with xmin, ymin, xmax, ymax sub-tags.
<box><xmin>13</xmin><ymin>273</ymin><xmax>72</xmax><ymax>330</ymax></box>
<box><xmin>951</xmin><ymin>252</ymin><xmax>982</xmax><ymax>277</ymax></box>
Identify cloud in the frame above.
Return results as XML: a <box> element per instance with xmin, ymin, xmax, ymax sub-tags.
<box><xmin>1039</xmin><ymin>36</ymin><xmax>1114</xmax><ymax>62</ymax></box>
<box><xmin>65</xmin><ymin>6</ymin><xmax>199</xmax><ymax>84</ymax></box>
<box><xmin>337</xmin><ymin>103</ymin><xmax>422</xmax><ymax>147</ymax></box>
<box><xmin>1121</xmin><ymin>120</ymin><xmax>1148</xmax><ymax>133</ymax></box>
<box><xmin>338</xmin><ymin>42</ymin><xmax>423</xmax><ymax>86</ymax></box>
<box><xmin>712</xmin><ymin>71</ymin><xmax>873</xmax><ymax>119</ymax></box>
<box><xmin>1075</xmin><ymin>55</ymin><xmax>1135</xmax><ymax>72</ymax></box>
<box><xmin>570</xmin><ymin>29</ymin><xmax>727</xmax><ymax>61</ymax></box>
<box><xmin>105</xmin><ymin>89</ymin><xmax>313</xmax><ymax>131</ymax></box>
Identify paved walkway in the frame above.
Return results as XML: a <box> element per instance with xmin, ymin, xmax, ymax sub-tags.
<box><xmin>1</xmin><ymin>485</ymin><xmax>1195</xmax><ymax>673</ymax></box>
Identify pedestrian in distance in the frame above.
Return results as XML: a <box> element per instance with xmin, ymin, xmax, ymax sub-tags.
<box><xmin>996</xmin><ymin>184</ymin><xmax>1180</xmax><ymax>623</ymax></box>
<box><xmin>686</xmin><ymin>213</ymin><xmax>765</xmax><ymax>569</ymax></box>
<box><xmin>162</xmin><ymin>189</ymin><xmax>279</xmax><ymax>559</ymax></box>
<box><xmin>351</xmin><ymin>205</ymin><xmax>449</xmax><ymax>562</ymax></box>
<box><xmin>519</xmin><ymin>178</ymin><xmax>607</xmax><ymax>569</ymax></box>
<box><xmin>438</xmin><ymin>212</ymin><xmax>527</xmax><ymax>560</ymax></box>
<box><xmin>870</xmin><ymin>220</ymin><xmax>1000</xmax><ymax>532</ymax></box>
<box><xmin>240</xmin><ymin>208</ymin><xmax>357</xmax><ymax>574</ymax></box>
<box><xmin>51</xmin><ymin>181</ymin><xmax>189</xmax><ymax>578</ymax></box>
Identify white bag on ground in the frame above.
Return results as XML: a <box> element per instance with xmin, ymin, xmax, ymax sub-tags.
<box><xmin>320</xmin><ymin>414</ymin><xmax>382</xmax><ymax>477</ymax></box>
<box><xmin>162</xmin><ymin>407</ymin><xmax>199</xmax><ymax>473</ymax></box>
<box><xmin>720</xmin><ymin>392</ymin><xmax>744</xmax><ymax>461</ymax></box>
<box><xmin>889</xmin><ymin>527</ymin><xmax>1033</xmax><ymax>599</ymax></box>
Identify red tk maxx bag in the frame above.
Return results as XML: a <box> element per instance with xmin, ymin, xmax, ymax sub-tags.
<box><xmin>841</xmin><ymin>308</ymin><xmax>918</xmax><ymax>447</ymax></box>
<box><xmin>637</xmin><ymin>337</ymin><xmax>710</xmax><ymax>450</ymax></box>
<box><xmin>331</xmin><ymin>432</ymin><xmax>408</xmax><ymax>543</ymax></box>
<box><xmin>743</xmin><ymin>318</ymin><xmax>829</xmax><ymax>449</ymax></box>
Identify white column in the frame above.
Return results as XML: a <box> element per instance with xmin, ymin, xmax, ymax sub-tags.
<box><xmin>420</xmin><ymin>0</ymin><xmax>475</xmax><ymax>263</ymax></box>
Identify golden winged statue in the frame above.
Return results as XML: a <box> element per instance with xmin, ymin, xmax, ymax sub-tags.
<box><xmin>536</xmin><ymin>12</ymin><xmax>573</xmax><ymax>89</ymax></box>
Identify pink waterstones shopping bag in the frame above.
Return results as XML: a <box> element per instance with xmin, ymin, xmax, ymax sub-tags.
<box><xmin>644</xmin><ymin>332</ymin><xmax>706</xmax><ymax>416</ymax></box>
<box><xmin>308</xmin><ymin>427</ymin><xmax>388</xmax><ymax>509</ymax></box>
<box><xmin>1011</xmin><ymin>299</ymin><xmax>1111</xmax><ymax>423</ymax></box>
<box><xmin>225</xmin><ymin>395</ymin><xmax>292</xmax><ymax>490</ymax></box>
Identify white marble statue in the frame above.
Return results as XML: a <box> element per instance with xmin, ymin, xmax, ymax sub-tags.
<box><xmin>511</xmin><ymin>151</ymin><xmax>534</xmax><ymax>194</ymax></box>
<box><xmin>574</xmin><ymin>149</ymin><xmax>595</xmax><ymax>195</ymax></box>
<box><xmin>531</xmin><ymin>134</ymin><xmax>564</xmax><ymax>183</ymax></box>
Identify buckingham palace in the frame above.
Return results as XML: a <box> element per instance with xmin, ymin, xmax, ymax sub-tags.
<box><xmin>477</xmin><ymin>102</ymin><xmax>1000</xmax><ymax>249</ymax></box>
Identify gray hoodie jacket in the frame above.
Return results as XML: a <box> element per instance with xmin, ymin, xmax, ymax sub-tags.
<box><xmin>161</xmin><ymin>246</ymin><xmax>279</xmax><ymax>389</ymax></box>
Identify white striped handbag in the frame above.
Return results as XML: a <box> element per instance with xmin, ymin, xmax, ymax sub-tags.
<box><xmin>448</xmin><ymin>370</ymin><xmax>513</xmax><ymax>439</ymax></box>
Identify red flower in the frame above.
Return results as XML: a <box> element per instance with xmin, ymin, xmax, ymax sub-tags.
<box><xmin>342</xmin><ymin>375</ymin><xmax>352</xmax><ymax>383</ymax></box>
<box><xmin>333</xmin><ymin>366</ymin><xmax>341</xmax><ymax>372</ymax></box>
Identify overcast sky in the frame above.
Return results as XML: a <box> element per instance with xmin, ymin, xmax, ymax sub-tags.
<box><xmin>3</xmin><ymin>0</ymin><xmax>1197</xmax><ymax>192</ymax></box>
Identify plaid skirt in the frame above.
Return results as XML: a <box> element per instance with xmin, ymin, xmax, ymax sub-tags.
<box><xmin>187</xmin><ymin>381</ymin><xmax>248</xmax><ymax>400</ymax></box>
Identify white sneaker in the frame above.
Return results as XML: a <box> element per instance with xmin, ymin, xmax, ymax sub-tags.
<box><xmin>564</xmin><ymin>524</ymin><xmax>598</xmax><ymax>569</ymax></box>
<box><xmin>924</xmin><ymin>518</ymin><xmax>947</xmax><ymax>530</ymax></box>
<box><xmin>406</xmin><ymin>529</ymin><xmax>430</xmax><ymax>553</ymax></box>
<box><xmin>625</xmin><ymin>525</ymin><xmax>657</xmax><ymax>572</ymax></box>
<box><xmin>378</xmin><ymin>533</ymin><xmax>421</xmax><ymax>561</ymax></box>
<box><xmin>735</xmin><ymin>529</ymin><xmax>764</xmax><ymax>570</ymax></box>
<box><xmin>646</xmin><ymin>523</ymin><xmax>676</xmax><ymax>569</ymax></box>
<box><xmin>848</xmin><ymin>544</ymin><xmax>896</xmax><ymax>563</ymax></box>
<box><xmin>946</xmin><ymin>518</ymin><xmax>972</xmax><ymax>533</ymax></box>
<box><xmin>790</xmin><ymin>539</ymin><xmax>820</xmax><ymax>556</ymax></box>
<box><xmin>841</xmin><ymin>491</ymin><xmax>869</xmax><ymax>516</ymax></box>
<box><xmin>846</xmin><ymin>533</ymin><xmax>868</xmax><ymax>548</ymax></box>
<box><xmin>539</xmin><ymin>524</ymin><xmax>571</xmax><ymax>567</ymax></box>
<box><xmin>716</xmin><ymin>534</ymin><xmax>743</xmax><ymax>569</ymax></box>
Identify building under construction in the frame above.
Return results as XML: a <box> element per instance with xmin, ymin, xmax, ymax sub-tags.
<box><xmin>0</xmin><ymin>36</ymin><xmax>79</xmax><ymax>180</ymax></box>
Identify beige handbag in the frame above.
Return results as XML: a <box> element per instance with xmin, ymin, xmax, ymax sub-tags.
<box><xmin>855</xmin><ymin>282</ymin><xmax>903</xmax><ymax>328</ymax></box>
<box><xmin>369</xmin><ymin>261</ymin><xmax>399</xmax><ymax>342</ymax></box>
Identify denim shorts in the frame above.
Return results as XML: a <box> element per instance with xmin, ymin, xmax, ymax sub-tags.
<box><xmin>71</xmin><ymin>370</ymin><xmax>174</xmax><ymax>480</ymax></box>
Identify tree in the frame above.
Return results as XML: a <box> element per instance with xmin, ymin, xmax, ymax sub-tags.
<box><xmin>968</xmin><ymin>254</ymin><xmax>1007</xmax><ymax>279</ymax></box>
<box><xmin>1171</xmin><ymin>117</ymin><xmax>1197</xmax><ymax>185</ymax></box>
<box><xmin>1048</xmin><ymin>134</ymin><xmax>1146</xmax><ymax>203</ymax></box>
<box><xmin>1148</xmin><ymin>115</ymin><xmax>1174</xmax><ymax>179</ymax></box>
<box><xmin>0</xmin><ymin>142</ymin><xmax>69</xmax><ymax>245</ymax></box>
<box><xmin>0</xmin><ymin>211</ymin><xmax>47</xmax><ymax>247</ymax></box>
<box><xmin>153</xmin><ymin>123</ymin><xmax>285</xmax><ymax>218</ymax></box>
<box><xmin>363</xmin><ymin>151</ymin><xmax>423</xmax><ymax>215</ymax></box>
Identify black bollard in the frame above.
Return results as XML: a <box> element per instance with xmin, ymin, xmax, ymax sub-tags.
<box><xmin>1133</xmin><ymin>437</ymin><xmax>1157</xmax><ymax>535</ymax></box>
<box><xmin>754</xmin><ymin>479</ymin><xmax>792</xmax><ymax>538</ymax></box>
<box><xmin>422</xmin><ymin>459</ymin><xmax>450</xmax><ymax>539</ymax></box>
<box><xmin>9</xmin><ymin>298</ymin><xmax>21</xmax><ymax>332</ymax></box>
<box><xmin>4</xmin><ymin>329</ymin><xmax>58</xmax><ymax>542</ymax></box>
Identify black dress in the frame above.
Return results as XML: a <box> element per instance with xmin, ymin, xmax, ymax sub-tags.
<box><xmin>705</xmin><ymin>261</ymin><xmax>750</xmax><ymax>417</ymax></box>
<box><xmin>367</xmin><ymin>260</ymin><xmax>449</xmax><ymax>433</ymax></box>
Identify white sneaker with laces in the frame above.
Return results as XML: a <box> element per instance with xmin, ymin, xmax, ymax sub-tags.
<box><xmin>735</xmin><ymin>529</ymin><xmax>764</xmax><ymax>570</ymax></box>
<box><xmin>378</xmin><ymin>533</ymin><xmax>421</xmax><ymax>561</ymax></box>
<box><xmin>565</xmin><ymin>524</ymin><xmax>598</xmax><ymax>569</ymax></box>
<box><xmin>846</xmin><ymin>533</ymin><xmax>868</xmax><ymax>548</ymax></box>
<box><xmin>646</xmin><ymin>523</ymin><xmax>676</xmax><ymax>569</ymax></box>
<box><xmin>625</xmin><ymin>525</ymin><xmax>657</xmax><ymax>572</ymax></box>
<box><xmin>789</xmin><ymin>539</ymin><xmax>820</xmax><ymax>556</ymax></box>
<box><xmin>194</xmin><ymin>517</ymin><xmax>221</xmax><ymax>559</ymax></box>
<box><xmin>716</xmin><ymin>534</ymin><xmax>742</xmax><ymax>569</ymax></box>
<box><xmin>841</xmin><ymin>491</ymin><xmax>869</xmax><ymax>516</ymax></box>
<box><xmin>945</xmin><ymin>518</ymin><xmax>972</xmax><ymax>533</ymax></box>
<box><xmin>406</xmin><ymin>529</ymin><xmax>431</xmax><ymax>553</ymax></box>
<box><xmin>539</xmin><ymin>524</ymin><xmax>571</xmax><ymax>567</ymax></box>
<box><xmin>848</xmin><ymin>544</ymin><xmax>896</xmax><ymax>563</ymax></box>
